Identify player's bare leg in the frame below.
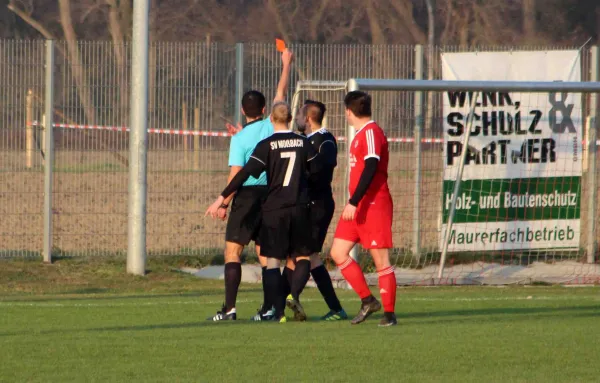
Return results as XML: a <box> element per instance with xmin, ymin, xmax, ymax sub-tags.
<box><xmin>286</xmin><ymin>254</ymin><xmax>310</xmax><ymax>321</ymax></box>
<box><xmin>369</xmin><ymin>248</ymin><xmax>397</xmax><ymax>326</ymax></box>
<box><xmin>330</xmin><ymin>238</ymin><xmax>381</xmax><ymax>324</ymax></box>
<box><xmin>257</xmin><ymin>248</ymin><xmax>267</xmax><ymax>267</ymax></box>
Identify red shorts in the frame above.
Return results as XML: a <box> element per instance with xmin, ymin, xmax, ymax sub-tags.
<box><xmin>334</xmin><ymin>196</ymin><xmax>393</xmax><ymax>249</ymax></box>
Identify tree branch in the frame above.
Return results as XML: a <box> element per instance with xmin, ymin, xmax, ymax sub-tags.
<box><xmin>7</xmin><ymin>1</ymin><xmax>58</xmax><ymax>40</ymax></box>
<box><xmin>266</xmin><ymin>0</ymin><xmax>291</xmax><ymax>42</ymax></box>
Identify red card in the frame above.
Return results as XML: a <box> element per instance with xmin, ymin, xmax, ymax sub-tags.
<box><xmin>276</xmin><ymin>38</ymin><xmax>286</xmax><ymax>52</ymax></box>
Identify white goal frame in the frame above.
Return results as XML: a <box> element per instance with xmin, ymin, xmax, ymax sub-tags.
<box><xmin>292</xmin><ymin>78</ymin><xmax>599</xmax><ymax>280</ymax></box>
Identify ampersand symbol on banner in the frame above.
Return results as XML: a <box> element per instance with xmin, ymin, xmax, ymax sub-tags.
<box><xmin>548</xmin><ymin>92</ymin><xmax>575</xmax><ymax>134</ymax></box>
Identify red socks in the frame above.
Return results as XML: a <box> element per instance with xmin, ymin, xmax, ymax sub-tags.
<box><xmin>337</xmin><ymin>258</ymin><xmax>371</xmax><ymax>299</ymax></box>
<box><xmin>338</xmin><ymin>258</ymin><xmax>397</xmax><ymax>313</ymax></box>
<box><xmin>378</xmin><ymin>266</ymin><xmax>397</xmax><ymax>313</ymax></box>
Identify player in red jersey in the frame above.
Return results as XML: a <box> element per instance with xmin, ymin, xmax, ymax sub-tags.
<box><xmin>330</xmin><ymin>90</ymin><xmax>397</xmax><ymax>327</ymax></box>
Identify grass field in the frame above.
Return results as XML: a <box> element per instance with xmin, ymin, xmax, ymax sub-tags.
<box><xmin>2</xmin><ymin>257</ymin><xmax>600</xmax><ymax>383</ymax></box>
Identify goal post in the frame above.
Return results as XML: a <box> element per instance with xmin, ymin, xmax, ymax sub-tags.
<box><xmin>293</xmin><ymin>77</ymin><xmax>600</xmax><ymax>285</ymax></box>
<box><xmin>349</xmin><ymin>78</ymin><xmax>600</xmax><ymax>281</ymax></box>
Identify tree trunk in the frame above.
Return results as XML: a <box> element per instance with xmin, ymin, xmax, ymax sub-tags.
<box><xmin>107</xmin><ymin>0</ymin><xmax>129</xmax><ymax>125</ymax></box>
<box><xmin>523</xmin><ymin>0</ymin><xmax>536</xmax><ymax>39</ymax></box>
<box><xmin>58</xmin><ymin>0</ymin><xmax>97</xmax><ymax>125</ymax></box>
<box><xmin>365</xmin><ymin>0</ymin><xmax>386</xmax><ymax>45</ymax></box>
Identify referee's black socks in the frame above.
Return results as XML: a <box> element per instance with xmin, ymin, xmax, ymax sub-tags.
<box><xmin>291</xmin><ymin>259</ymin><xmax>311</xmax><ymax>301</ymax></box>
<box><xmin>224</xmin><ymin>262</ymin><xmax>242</xmax><ymax>311</ymax></box>
<box><xmin>261</xmin><ymin>266</ymin><xmax>269</xmax><ymax>310</ymax></box>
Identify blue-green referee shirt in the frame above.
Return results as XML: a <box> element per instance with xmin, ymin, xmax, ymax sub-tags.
<box><xmin>227</xmin><ymin>118</ymin><xmax>274</xmax><ymax>186</ymax></box>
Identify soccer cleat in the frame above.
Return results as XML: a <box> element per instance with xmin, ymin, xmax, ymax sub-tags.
<box><xmin>321</xmin><ymin>309</ymin><xmax>349</xmax><ymax>321</ymax></box>
<box><xmin>350</xmin><ymin>296</ymin><xmax>382</xmax><ymax>325</ymax></box>
<box><xmin>251</xmin><ymin>305</ymin><xmax>275</xmax><ymax>321</ymax></box>
<box><xmin>286</xmin><ymin>294</ymin><xmax>307</xmax><ymax>321</ymax></box>
<box><xmin>278</xmin><ymin>315</ymin><xmax>287</xmax><ymax>323</ymax></box>
<box><xmin>378</xmin><ymin>312</ymin><xmax>398</xmax><ymax>327</ymax></box>
<box><xmin>208</xmin><ymin>305</ymin><xmax>237</xmax><ymax>321</ymax></box>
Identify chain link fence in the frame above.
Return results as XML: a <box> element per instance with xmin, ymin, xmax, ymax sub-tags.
<box><xmin>1</xmin><ymin>41</ymin><xmax>598</xmax><ymax>277</ymax></box>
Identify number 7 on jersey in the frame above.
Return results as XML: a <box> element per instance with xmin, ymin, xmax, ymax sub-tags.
<box><xmin>280</xmin><ymin>151</ymin><xmax>296</xmax><ymax>187</ymax></box>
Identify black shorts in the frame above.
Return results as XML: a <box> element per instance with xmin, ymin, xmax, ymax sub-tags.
<box><xmin>309</xmin><ymin>196</ymin><xmax>335</xmax><ymax>253</ymax></box>
<box><xmin>225</xmin><ymin>186</ymin><xmax>268</xmax><ymax>246</ymax></box>
<box><xmin>259</xmin><ymin>204</ymin><xmax>316</xmax><ymax>260</ymax></box>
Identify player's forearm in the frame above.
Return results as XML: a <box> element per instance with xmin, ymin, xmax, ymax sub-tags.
<box><xmin>221</xmin><ymin>168</ymin><xmax>251</xmax><ymax>200</ymax></box>
<box><xmin>349</xmin><ymin>158</ymin><xmax>378</xmax><ymax>206</ymax></box>
<box><xmin>274</xmin><ymin>62</ymin><xmax>291</xmax><ymax>103</ymax></box>
<box><xmin>223</xmin><ymin>166</ymin><xmax>242</xmax><ymax>206</ymax></box>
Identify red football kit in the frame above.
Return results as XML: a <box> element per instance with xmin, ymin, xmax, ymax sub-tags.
<box><xmin>334</xmin><ymin>120</ymin><xmax>393</xmax><ymax>249</ymax></box>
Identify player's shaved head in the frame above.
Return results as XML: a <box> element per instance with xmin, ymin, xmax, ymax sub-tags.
<box><xmin>241</xmin><ymin>90</ymin><xmax>266</xmax><ymax>118</ymax></box>
<box><xmin>305</xmin><ymin>100</ymin><xmax>326</xmax><ymax>125</ymax></box>
<box><xmin>344</xmin><ymin>91</ymin><xmax>372</xmax><ymax>118</ymax></box>
<box><xmin>271</xmin><ymin>101</ymin><xmax>292</xmax><ymax>125</ymax></box>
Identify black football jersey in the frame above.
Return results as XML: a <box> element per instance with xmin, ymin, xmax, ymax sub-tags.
<box><xmin>247</xmin><ymin>131</ymin><xmax>318</xmax><ymax>211</ymax></box>
<box><xmin>306</xmin><ymin>128</ymin><xmax>337</xmax><ymax>199</ymax></box>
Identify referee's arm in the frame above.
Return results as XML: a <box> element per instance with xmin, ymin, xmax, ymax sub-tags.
<box><xmin>273</xmin><ymin>49</ymin><xmax>293</xmax><ymax>103</ymax></box>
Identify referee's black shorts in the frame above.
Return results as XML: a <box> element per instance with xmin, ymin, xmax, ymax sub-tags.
<box><xmin>225</xmin><ymin>186</ymin><xmax>268</xmax><ymax>246</ymax></box>
<box><xmin>259</xmin><ymin>204</ymin><xmax>316</xmax><ymax>260</ymax></box>
<box><xmin>309</xmin><ymin>195</ymin><xmax>335</xmax><ymax>253</ymax></box>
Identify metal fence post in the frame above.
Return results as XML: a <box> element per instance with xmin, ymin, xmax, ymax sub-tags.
<box><xmin>235</xmin><ymin>43</ymin><xmax>244</xmax><ymax>125</ymax></box>
<box><xmin>127</xmin><ymin>0</ymin><xmax>150</xmax><ymax>276</ymax></box>
<box><xmin>43</xmin><ymin>40</ymin><xmax>55</xmax><ymax>264</ymax></box>
<box><xmin>587</xmin><ymin>46</ymin><xmax>598</xmax><ymax>264</ymax></box>
<box><xmin>347</xmin><ymin>79</ymin><xmax>358</xmax><ymax>261</ymax></box>
<box><xmin>25</xmin><ymin>89</ymin><xmax>33</xmax><ymax>169</ymax></box>
<box><xmin>413</xmin><ymin>45</ymin><xmax>424</xmax><ymax>261</ymax></box>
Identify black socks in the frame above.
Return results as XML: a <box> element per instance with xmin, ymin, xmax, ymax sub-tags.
<box><xmin>311</xmin><ymin>264</ymin><xmax>343</xmax><ymax>312</ymax></box>
<box><xmin>224</xmin><ymin>262</ymin><xmax>242</xmax><ymax>311</ymax></box>
<box><xmin>263</xmin><ymin>268</ymin><xmax>284</xmax><ymax>317</ymax></box>
<box><xmin>291</xmin><ymin>259</ymin><xmax>311</xmax><ymax>301</ymax></box>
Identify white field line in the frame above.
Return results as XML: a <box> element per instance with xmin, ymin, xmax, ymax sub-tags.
<box><xmin>0</xmin><ymin>295</ymin><xmax>598</xmax><ymax>308</ymax></box>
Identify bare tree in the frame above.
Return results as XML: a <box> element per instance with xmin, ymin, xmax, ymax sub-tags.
<box><xmin>522</xmin><ymin>0</ymin><xmax>536</xmax><ymax>39</ymax></box>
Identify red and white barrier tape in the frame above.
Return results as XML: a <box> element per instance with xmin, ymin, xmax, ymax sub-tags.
<box><xmin>30</xmin><ymin>121</ymin><xmax>600</xmax><ymax>145</ymax></box>
<box><xmin>31</xmin><ymin>121</ymin><xmax>445</xmax><ymax>143</ymax></box>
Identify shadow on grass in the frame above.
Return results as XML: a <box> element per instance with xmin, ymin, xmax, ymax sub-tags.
<box><xmin>2</xmin><ymin>304</ymin><xmax>599</xmax><ymax>338</ymax></box>
<box><xmin>399</xmin><ymin>305</ymin><xmax>600</xmax><ymax>320</ymax></box>
<box><xmin>0</xmin><ymin>287</ymin><xmax>264</xmax><ymax>303</ymax></box>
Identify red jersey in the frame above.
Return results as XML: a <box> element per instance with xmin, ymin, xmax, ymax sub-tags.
<box><xmin>349</xmin><ymin>121</ymin><xmax>391</xmax><ymax>204</ymax></box>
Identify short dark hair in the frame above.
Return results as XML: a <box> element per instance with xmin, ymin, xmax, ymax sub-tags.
<box><xmin>344</xmin><ymin>91</ymin><xmax>371</xmax><ymax>118</ymax></box>
<box><xmin>241</xmin><ymin>90</ymin><xmax>266</xmax><ymax>118</ymax></box>
<box><xmin>304</xmin><ymin>99</ymin><xmax>326</xmax><ymax>124</ymax></box>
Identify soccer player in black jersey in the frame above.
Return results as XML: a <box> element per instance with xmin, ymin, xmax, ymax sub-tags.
<box><xmin>281</xmin><ymin>100</ymin><xmax>348</xmax><ymax>321</ymax></box>
<box><xmin>206</xmin><ymin>102</ymin><xmax>319</xmax><ymax>322</ymax></box>
<box><xmin>209</xmin><ymin>49</ymin><xmax>294</xmax><ymax>322</ymax></box>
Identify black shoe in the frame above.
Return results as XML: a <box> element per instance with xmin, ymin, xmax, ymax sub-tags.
<box><xmin>350</xmin><ymin>296</ymin><xmax>382</xmax><ymax>325</ymax></box>
<box><xmin>378</xmin><ymin>312</ymin><xmax>397</xmax><ymax>327</ymax></box>
<box><xmin>286</xmin><ymin>294</ymin><xmax>307</xmax><ymax>321</ymax></box>
<box><xmin>251</xmin><ymin>305</ymin><xmax>275</xmax><ymax>321</ymax></box>
<box><xmin>208</xmin><ymin>304</ymin><xmax>237</xmax><ymax>321</ymax></box>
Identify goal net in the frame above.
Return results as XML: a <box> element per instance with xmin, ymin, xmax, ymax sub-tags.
<box><xmin>292</xmin><ymin>71</ymin><xmax>600</xmax><ymax>286</ymax></box>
